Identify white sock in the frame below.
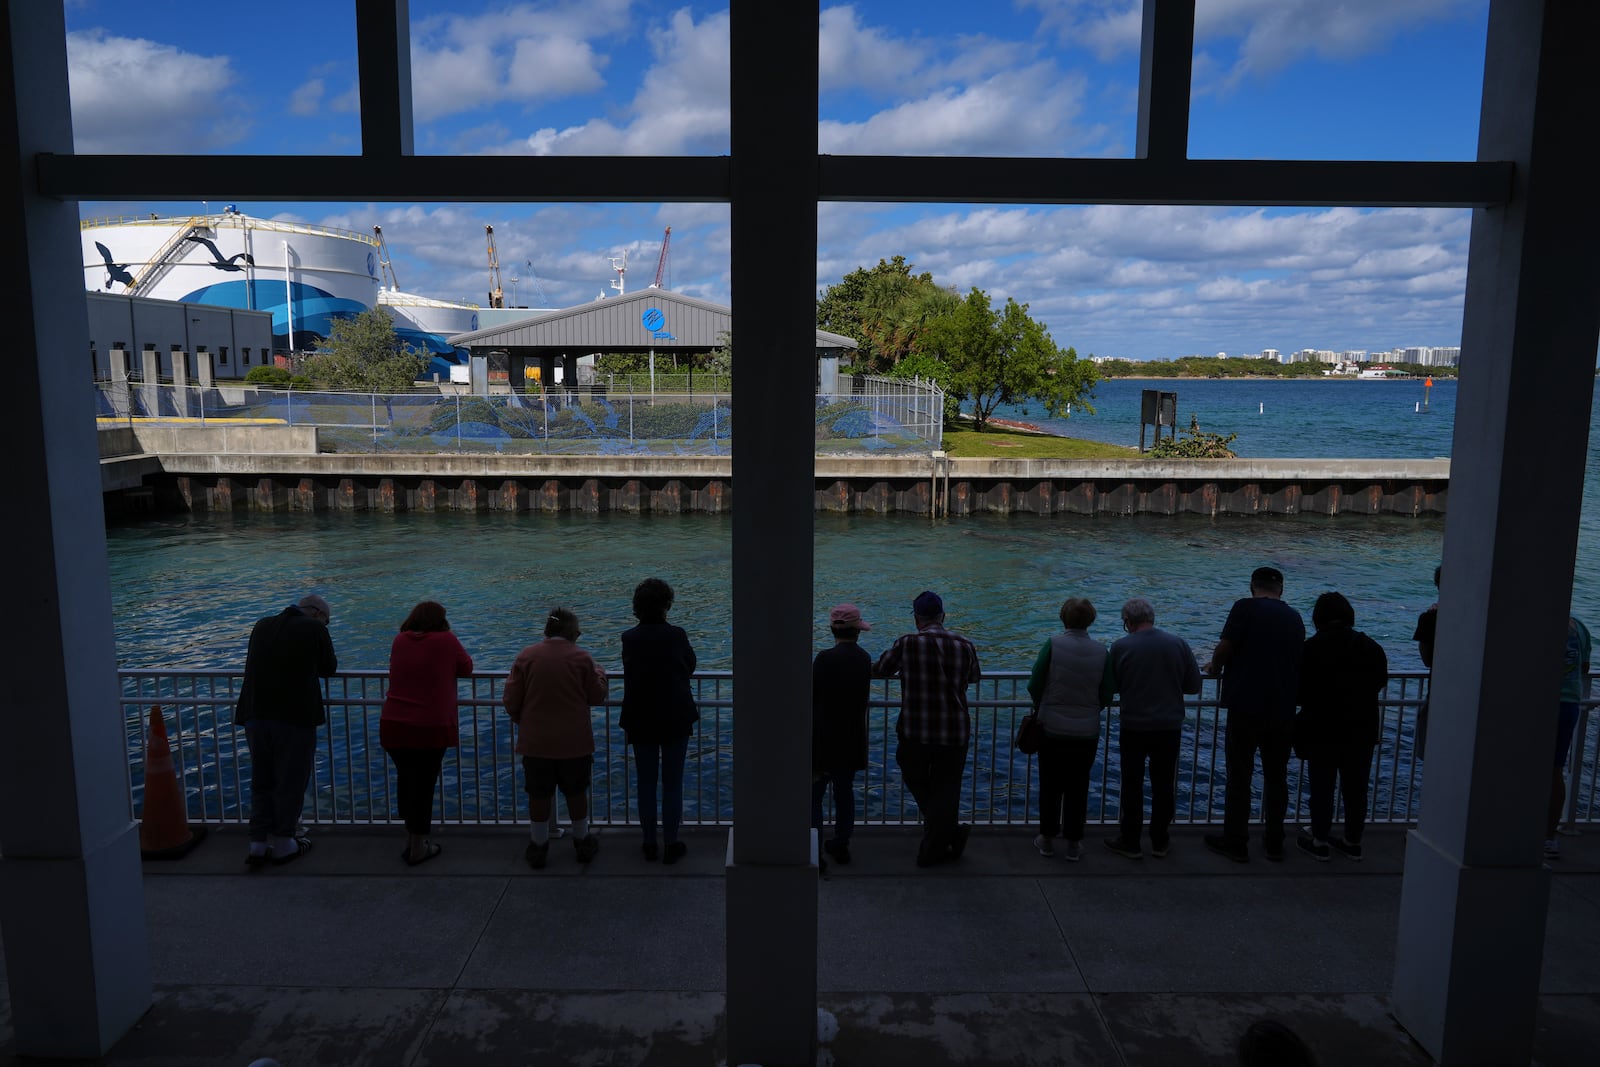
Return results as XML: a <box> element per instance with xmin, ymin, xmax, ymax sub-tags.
<box><xmin>571</xmin><ymin>817</ymin><xmax>588</xmax><ymax>839</ymax></box>
<box><xmin>531</xmin><ymin>822</ymin><xmax>550</xmax><ymax>845</ymax></box>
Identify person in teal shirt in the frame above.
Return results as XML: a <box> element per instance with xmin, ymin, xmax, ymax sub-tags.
<box><xmin>1547</xmin><ymin>614</ymin><xmax>1591</xmax><ymax>860</ymax></box>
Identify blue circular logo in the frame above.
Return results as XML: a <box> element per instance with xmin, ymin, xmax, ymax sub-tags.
<box><xmin>470</xmin><ymin>314</ymin><xmax>479</xmax><ymax>331</ymax></box>
<box><xmin>642</xmin><ymin>308</ymin><xmax>665</xmax><ymax>332</ymax></box>
<box><xmin>367</xmin><ymin>251</ymin><xmax>376</xmax><ymax>278</ymax></box>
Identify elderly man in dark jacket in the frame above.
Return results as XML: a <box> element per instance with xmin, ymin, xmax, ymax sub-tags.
<box><xmin>1104</xmin><ymin>597</ymin><xmax>1202</xmax><ymax>860</ymax></box>
<box><xmin>236</xmin><ymin>594</ymin><xmax>337</xmax><ymax>867</ymax></box>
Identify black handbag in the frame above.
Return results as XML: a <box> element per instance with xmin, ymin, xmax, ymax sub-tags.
<box><xmin>1016</xmin><ymin>711</ymin><xmax>1044</xmax><ymax>755</ymax></box>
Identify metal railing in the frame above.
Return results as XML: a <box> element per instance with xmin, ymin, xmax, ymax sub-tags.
<box><xmin>117</xmin><ymin>668</ymin><xmax>1600</xmax><ymax>830</ymax></box>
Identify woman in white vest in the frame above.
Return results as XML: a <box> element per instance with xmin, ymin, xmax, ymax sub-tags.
<box><xmin>1025</xmin><ymin>597</ymin><xmax>1114</xmax><ymax>861</ymax></box>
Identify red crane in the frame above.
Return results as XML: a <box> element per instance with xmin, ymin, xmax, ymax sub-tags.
<box><xmin>650</xmin><ymin>226</ymin><xmax>671</xmax><ymax>289</ymax></box>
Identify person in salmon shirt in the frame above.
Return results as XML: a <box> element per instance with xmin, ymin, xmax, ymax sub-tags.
<box><xmin>380</xmin><ymin>600</ymin><xmax>473</xmax><ymax>867</ymax></box>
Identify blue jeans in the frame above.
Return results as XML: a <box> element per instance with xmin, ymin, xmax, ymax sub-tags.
<box><xmin>634</xmin><ymin>737</ymin><xmax>689</xmax><ymax>845</ymax></box>
<box><xmin>245</xmin><ymin>719</ymin><xmax>317</xmax><ymax>841</ymax></box>
<box><xmin>811</xmin><ymin>769</ymin><xmax>857</xmax><ymax>842</ymax></box>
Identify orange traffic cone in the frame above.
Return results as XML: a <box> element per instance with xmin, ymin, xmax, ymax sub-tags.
<box><xmin>139</xmin><ymin>705</ymin><xmax>207</xmax><ymax>860</ymax></box>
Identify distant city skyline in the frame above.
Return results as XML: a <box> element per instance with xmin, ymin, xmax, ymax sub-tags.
<box><xmin>63</xmin><ymin>0</ymin><xmax>1489</xmax><ymax>360</ymax></box>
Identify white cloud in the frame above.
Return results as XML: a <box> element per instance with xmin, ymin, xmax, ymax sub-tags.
<box><xmin>67</xmin><ymin>29</ymin><xmax>251</xmax><ymax>152</ymax></box>
<box><xmin>409</xmin><ymin>0</ymin><xmax>632</xmax><ymax>122</ymax></box>
<box><xmin>819</xmin><ymin>64</ymin><xmax>1095</xmax><ymax>156</ymax></box>
<box><xmin>288</xmin><ymin>79</ymin><xmax>324</xmax><ymax>117</ymax></box>
<box><xmin>511</xmin><ymin>8</ymin><xmax>730</xmax><ymax>156</ymax></box>
<box><xmin>1021</xmin><ymin>0</ymin><xmax>1481</xmax><ymax>80</ymax></box>
<box><xmin>818</xmin><ymin>202</ymin><xmax>1470</xmax><ymax>358</ymax></box>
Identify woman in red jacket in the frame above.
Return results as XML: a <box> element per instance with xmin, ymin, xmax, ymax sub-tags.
<box><xmin>381</xmin><ymin>601</ymin><xmax>473</xmax><ymax>866</ymax></box>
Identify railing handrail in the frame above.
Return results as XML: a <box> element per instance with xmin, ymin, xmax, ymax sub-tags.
<box><xmin>116</xmin><ymin>665</ymin><xmax>1597</xmax><ymax>833</ymax></box>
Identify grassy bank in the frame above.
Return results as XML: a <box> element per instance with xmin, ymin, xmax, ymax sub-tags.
<box><xmin>941</xmin><ymin>426</ymin><xmax>1138</xmax><ymax>459</ymax></box>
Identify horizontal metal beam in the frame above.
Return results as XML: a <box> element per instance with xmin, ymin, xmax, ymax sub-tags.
<box><xmin>819</xmin><ymin>156</ymin><xmax>1515</xmax><ymax>208</ymax></box>
<box><xmin>37</xmin><ymin>152</ymin><xmax>1513</xmax><ymax>209</ymax></box>
<box><xmin>35</xmin><ymin>154</ymin><xmax>734</xmax><ymax>203</ymax></box>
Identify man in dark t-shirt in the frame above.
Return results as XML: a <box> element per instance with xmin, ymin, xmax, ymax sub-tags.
<box><xmin>1202</xmin><ymin>567</ymin><xmax>1305</xmax><ymax>863</ymax></box>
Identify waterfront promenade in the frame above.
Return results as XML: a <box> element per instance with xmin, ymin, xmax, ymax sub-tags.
<box><xmin>3</xmin><ymin>825</ymin><xmax>1596</xmax><ymax>1065</ymax></box>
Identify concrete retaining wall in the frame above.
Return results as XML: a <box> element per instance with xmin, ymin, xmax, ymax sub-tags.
<box><xmin>104</xmin><ymin>452</ymin><xmax>1446</xmax><ymax>517</ymax></box>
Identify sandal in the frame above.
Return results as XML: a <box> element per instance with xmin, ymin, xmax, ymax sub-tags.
<box><xmin>270</xmin><ymin>836</ymin><xmax>313</xmax><ymax>865</ymax></box>
<box><xmin>403</xmin><ymin>842</ymin><xmax>442</xmax><ymax>867</ymax></box>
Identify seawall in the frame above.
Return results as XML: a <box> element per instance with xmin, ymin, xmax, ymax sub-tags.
<box><xmin>99</xmin><ymin>426</ymin><xmax>1448</xmax><ymax>518</ymax></box>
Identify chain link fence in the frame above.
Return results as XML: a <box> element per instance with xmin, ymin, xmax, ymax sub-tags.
<box><xmin>94</xmin><ymin>375</ymin><xmax>944</xmax><ymax>455</ymax></box>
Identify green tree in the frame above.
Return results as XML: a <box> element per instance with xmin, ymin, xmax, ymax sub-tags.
<box><xmin>303</xmin><ymin>309</ymin><xmax>428</xmax><ymax>392</ymax></box>
<box><xmin>919</xmin><ymin>288</ymin><xmax>1097</xmax><ymax>431</ymax></box>
<box><xmin>817</xmin><ymin>256</ymin><xmax>954</xmax><ymax>371</ymax></box>
<box><xmin>886</xmin><ymin>349</ymin><xmax>962</xmax><ymax>423</ymax></box>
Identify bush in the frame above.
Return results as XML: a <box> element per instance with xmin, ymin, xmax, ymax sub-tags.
<box><xmin>244</xmin><ymin>365</ymin><xmax>292</xmax><ymax>387</ymax></box>
<box><xmin>1149</xmin><ymin>414</ymin><xmax>1240</xmax><ymax>458</ymax></box>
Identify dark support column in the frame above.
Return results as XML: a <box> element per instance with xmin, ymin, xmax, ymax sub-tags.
<box><xmin>1136</xmin><ymin>0</ymin><xmax>1194</xmax><ymax>162</ymax></box>
<box><xmin>725</xmin><ymin>2</ymin><xmax>819</xmax><ymax>1064</ymax></box>
<box><xmin>1</xmin><ymin>0</ymin><xmax>152</xmax><ymax>1056</ymax></box>
<box><xmin>354</xmin><ymin>0</ymin><xmax>413</xmax><ymax>158</ymax></box>
<box><xmin>1393</xmin><ymin>3</ymin><xmax>1600</xmax><ymax>1063</ymax></box>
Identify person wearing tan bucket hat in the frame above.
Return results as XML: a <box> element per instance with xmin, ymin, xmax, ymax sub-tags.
<box><xmin>812</xmin><ymin>604</ymin><xmax>873</xmax><ymax>873</ymax></box>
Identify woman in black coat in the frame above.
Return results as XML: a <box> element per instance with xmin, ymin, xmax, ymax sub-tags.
<box><xmin>1295</xmin><ymin>592</ymin><xmax>1389</xmax><ymax>862</ymax></box>
<box><xmin>620</xmin><ymin>578</ymin><xmax>699</xmax><ymax>864</ymax></box>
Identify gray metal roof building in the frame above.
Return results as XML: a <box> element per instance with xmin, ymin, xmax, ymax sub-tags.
<box><xmin>448</xmin><ymin>285</ymin><xmax>857</xmax><ymax>353</ymax></box>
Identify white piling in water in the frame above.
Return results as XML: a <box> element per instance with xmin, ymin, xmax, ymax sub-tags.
<box><xmin>1259</xmin><ymin>402</ymin><xmax>1264</xmax><ymax>414</ymax></box>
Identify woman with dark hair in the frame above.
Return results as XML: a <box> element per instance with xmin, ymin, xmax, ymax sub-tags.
<box><xmin>620</xmin><ymin>578</ymin><xmax>699</xmax><ymax>863</ymax></box>
<box><xmin>380</xmin><ymin>600</ymin><xmax>473</xmax><ymax>866</ymax></box>
<box><xmin>1026</xmin><ymin>597</ymin><xmax>1114</xmax><ymax>862</ymax></box>
<box><xmin>1295</xmin><ymin>591</ymin><xmax>1389</xmax><ymax>862</ymax></box>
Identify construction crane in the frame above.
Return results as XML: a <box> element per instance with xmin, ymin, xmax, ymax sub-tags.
<box><xmin>649</xmin><ymin>226</ymin><xmax>672</xmax><ymax>289</ymax></box>
<box><xmin>486</xmin><ymin>225</ymin><xmax>504</xmax><ymax>308</ymax></box>
<box><xmin>372</xmin><ymin>226</ymin><xmax>400</xmax><ymax>290</ymax></box>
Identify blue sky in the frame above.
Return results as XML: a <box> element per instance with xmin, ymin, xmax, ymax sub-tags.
<box><xmin>64</xmin><ymin>0</ymin><xmax>1489</xmax><ymax>359</ymax></box>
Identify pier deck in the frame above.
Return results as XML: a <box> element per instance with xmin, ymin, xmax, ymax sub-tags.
<box><xmin>3</xmin><ymin>825</ymin><xmax>1595</xmax><ymax>1065</ymax></box>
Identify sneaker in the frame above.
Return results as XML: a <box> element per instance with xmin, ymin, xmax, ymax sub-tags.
<box><xmin>524</xmin><ymin>841</ymin><xmax>549</xmax><ymax>870</ymax></box>
<box><xmin>662</xmin><ymin>841</ymin><xmax>688</xmax><ymax>865</ymax></box>
<box><xmin>573</xmin><ymin>834</ymin><xmax>600</xmax><ymax>863</ymax></box>
<box><xmin>1062</xmin><ymin>839</ymin><xmax>1083</xmax><ymax>862</ymax></box>
<box><xmin>641</xmin><ymin>842</ymin><xmax>659</xmax><ymax>862</ymax></box>
<box><xmin>1033</xmin><ymin>833</ymin><xmax>1056</xmax><ymax>857</ymax></box>
<box><xmin>1296</xmin><ymin>835</ymin><xmax>1331</xmax><ymax>862</ymax></box>
<box><xmin>1103</xmin><ymin>835</ymin><xmax>1143</xmax><ymax>860</ymax></box>
<box><xmin>1543</xmin><ymin>838</ymin><xmax>1561</xmax><ymax>861</ymax></box>
<box><xmin>949</xmin><ymin>824</ymin><xmax>971</xmax><ymax>860</ymax></box>
<box><xmin>1330</xmin><ymin>837</ymin><xmax>1365</xmax><ymax>862</ymax></box>
<box><xmin>1263</xmin><ymin>841</ymin><xmax>1285</xmax><ymax>862</ymax></box>
<box><xmin>1150</xmin><ymin>838</ymin><xmax>1171</xmax><ymax>859</ymax></box>
<box><xmin>1204</xmin><ymin>833</ymin><xmax>1248</xmax><ymax>863</ymax></box>
<box><xmin>823</xmin><ymin>838</ymin><xmax>852</xmax><ymax>865</ymax></box>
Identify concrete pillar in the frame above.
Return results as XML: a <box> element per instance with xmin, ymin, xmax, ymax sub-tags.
<box><xmin>196</xmin><ymin>347</ymin><xmax>214</xmax><ymax>389</ymax></box>
<box><xmin>724</xmin><ymin>5</ymin><xmax>818</xmax><ymax>1066</ymax></box>
<box><xmin>171</xmin><ymin>349</ymin><xmax>189</xmax><ymax>417</ymax></box>
<box><xmin>1</xmin><ymin>1</ymin><xmax>152</xmax><ymax>1056</ymax></box>
<box><xmin>1392</xmin><ymin>4</ymin><xmax>1600</xmax><ymax>1063</ymax></box>
<box><xmin>139</xmin><ymin>347</ymin><xmax>160</xmax><ymax>417</ymax></box>
<box><xmin>107</xmin><ymin>347</ymin><xmax>130</xmax><ymax>420</ymax></box>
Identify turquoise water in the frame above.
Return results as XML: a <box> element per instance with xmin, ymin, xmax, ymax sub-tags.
<box><xmin>999</xmin><ymin>376</ymin><xmax>1456</xmax><ymax>458</ymax></box>
<box><xmin>107</xmin><ymin>376</ymin><xmax>1599</xmax><ymax>674</ymax></box>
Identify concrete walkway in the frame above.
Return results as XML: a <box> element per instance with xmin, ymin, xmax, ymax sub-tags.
<box><xmin>2</xmin><ymin>825</ymin><xmax>1597</xmax><ymax>1065</ymax></box>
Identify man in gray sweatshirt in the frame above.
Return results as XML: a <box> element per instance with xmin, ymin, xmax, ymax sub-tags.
<box><xmin>1104</xmin><ymin>598</ymin><xmax>1201</xmax><ymax>859</ymax></box>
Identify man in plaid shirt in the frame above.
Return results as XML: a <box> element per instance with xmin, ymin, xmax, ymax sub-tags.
<box><xmin>875</xmin><ymin>590</ymin><xmax>983</xmax><ymax>867</ymax></box>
